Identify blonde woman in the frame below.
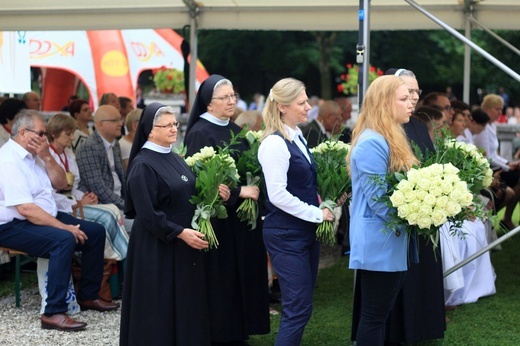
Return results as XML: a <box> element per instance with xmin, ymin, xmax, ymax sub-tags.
<box><xmin>347</xmin><ymin>75</ymin><xmax>418</xmax><ymax>346</ymax></box>
<box><xmin>258</xmin><ymin>77</ymin><xmax>335</xmax><ymax>346</ymax></box>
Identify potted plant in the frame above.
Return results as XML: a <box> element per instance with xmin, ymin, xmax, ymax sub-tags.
<box><xmin>337</xmin><ymin>64</ymin><xmax>383</xmax><ymax>96</ymax></box>
<box><xmin>153</xmin><ymin>67</ymin><xmax>185</xmax><ymax>94</ymax></box>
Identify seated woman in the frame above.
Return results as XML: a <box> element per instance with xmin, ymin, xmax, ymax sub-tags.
<box><xmin>46</xmin><ymin>113</ymin><xmax>129</xmax><ymax>261</ymax></box>
<box><xmin>119</xmin><ymin>108</ymin><xmax>142</xmax><ymax>171</ymax></box>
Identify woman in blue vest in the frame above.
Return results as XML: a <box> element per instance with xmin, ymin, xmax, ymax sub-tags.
<box><xmin>347</xmin><ymin>75</ymin><xmax>418</xmax><ymax>346</ymax></box>
<box><xmin>258</xmin><ymin>78</ymin><xmax>335</xmax><ymax>346</ymax></box>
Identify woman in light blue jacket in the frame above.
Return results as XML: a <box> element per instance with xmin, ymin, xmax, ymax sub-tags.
<box><xmin>347</xmin><ymin>75</ymin><xmax>418</xmax><ymax>346</ymax></box>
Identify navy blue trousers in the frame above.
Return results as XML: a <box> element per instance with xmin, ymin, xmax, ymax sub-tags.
<box><xmin>0</xmin><ymin>212</ymin><xmax>105</xmax><ymax>314</ymax></box>
<box><xmin>263</xmin><ymin>227</ymin><xmax>320</xmax><ymax>346</ymax></box>
<box><xmin>355</xmin><ymin>269</ymin><xmax>407</xmax><ymax>346</ymax></box>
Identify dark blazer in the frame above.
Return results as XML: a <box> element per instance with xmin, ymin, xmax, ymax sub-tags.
<box><xmin>301</xmin><ymin>120</ymin><xmax>327</xmax><ymax>149</ymax></box>
<box><xmin>403</xmin><ymin>116</ymin><xmax>434</xmax><ymax>157</ymax></box>
<box><xmin>76</xmin><ymin>131</ymin><xmax>125</xmax><ymax>209</ymax></box>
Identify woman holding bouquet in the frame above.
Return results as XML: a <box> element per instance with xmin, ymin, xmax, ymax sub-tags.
<box><xmin>258</xmin><ymin>77</ymin><xmax>336</xmax><ymax>346</ymax></box>
<box><xmin>121</xmin><ymin>103</ymin><xmax>215</xmax><ymax>345</ymax></box>
<box><xmin>347</xmin><ymin>75</ymin><xmax>418</xmax><ymax>346</ymax></box>
<box><xmin>380</xmin><ymin>68</ymin><xmax>446</xmax><ymax>346</ymax></box>
<box><xmin>184</xmin><ymin>75</ymin><xmax>270</xmax><ymax>344</ymax></box>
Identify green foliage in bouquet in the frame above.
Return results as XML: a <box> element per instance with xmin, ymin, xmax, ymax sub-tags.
<box><xmin>310</xmin><ymin>140</ymin><xmax>352</xmax><ymax>245</ymax></box>
<box><xmin>185</xmin><ymin>146</ymin><xmax>239</xmax><ymax>249</ymax></box>
<box><xmin>235</xmin><ymin>129</ymin><xmax>264</xmax><ymax>230</ymax></box>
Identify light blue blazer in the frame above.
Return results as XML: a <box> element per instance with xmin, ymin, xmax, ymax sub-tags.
<box><xmin>349</xmin><ymin>129</ymin><xmax>409</xmax><ymax>272</ymax></box>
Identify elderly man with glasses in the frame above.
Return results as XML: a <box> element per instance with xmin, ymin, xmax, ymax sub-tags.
<box><xmin>0</xmin><ymin>110</ymin><xmax>118</xmax><ymax>331</ymax></box>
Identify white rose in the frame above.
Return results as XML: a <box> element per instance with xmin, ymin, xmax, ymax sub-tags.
<box><xmin>417</xmin><ymin>178</ymin><xmax>431</xmax><ymax>191</ymax></box>
<box><xmin>390</xmin><ymin>191</ymin><xmax>406</xmax><ymax>207</ymax></box>
<box><xmin>445</xmin><ymin>201</ymin><xmax>462</xmax><ymax>216</ymax></box>
<box><xmin>443</xmin><ymin>163</ymin><xmax>460</xmax><ymax>175</ymax></box>
<box><xmin>407</xmin><ymin>169</ymin><xmax>420</xmax><ymax>184</ymax></box>
<box><xmin>398</xmin><ymin>204</ymin><xmax>411</xmax><ymax>218</ymax></box>
<box><xmin>431</xmin><ymin>209</ymin><xmax>448</xmax><ymax>226</ymax></box>
<box><xmin>396</xmin><ymin>179</ymin><xmax>414</xmax><ymax>193</ymax></box>
<box><xmin>200</xmin><ymin>146</ymin><xmax>216</xmax><ymax>159</ymax></box>
<box><xmin>417</xmin><ymin>217</ymin><xmax>433</xmax><ymax>230</ymax></box>
<box><xmin>435</xmin><ymin>196</ymin><xmax>450</xmax><ymax>209</ymax></box>
<box><xmin>404</xmin><ymin>190</ymin><xmax>418</xmax><ymax>203</ymax></box>
<box><xmin>423</xmin><ymin>193</ymin><xmax>437</xmax><ymax>206</ymax></box>
<box><xmin>407</xmin><ymin>212</ymin><xmax>419</xmax><ymax>225</ymax></box>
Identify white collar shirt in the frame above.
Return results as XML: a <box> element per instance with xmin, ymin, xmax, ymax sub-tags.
<box><xmin>258</xmin><ymin>125</ymin><xmax>322</xmax><ymax>223</ymax></box>
<box><xmin>0</xmin><ymin>139</ymin><xmax>57</xmax><ymax>224</ymax></box>
<box><xmin>100</xmin><ymin>135</ymin><xmax>122</xmax><ymax>197</ymax></box>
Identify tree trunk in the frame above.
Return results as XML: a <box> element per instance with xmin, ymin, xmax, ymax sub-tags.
<box><xmin>313</xmin><ymin>32</ymin><xmax>338</xmax><ymax>100</ymax></box>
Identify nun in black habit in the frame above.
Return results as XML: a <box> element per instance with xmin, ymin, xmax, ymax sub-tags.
<box><xmin>120</xmin><ymin>103</ymin><xmax>212</xmax><ymax>346</ymax></box>
<box><xmin>184</xmin><ymin>75</ymin><xmax>270</xmax><ymax>343</ymax></box>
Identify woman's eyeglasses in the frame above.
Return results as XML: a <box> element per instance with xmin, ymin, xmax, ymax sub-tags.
<box><xmin>154</xmin><ymin>122</ymin><xmax>180</xmax><ymax>129</ymax></box>
<box><xmin>25</xmin><ymin>128</ymin><xmax>48</xmax><ymax>137</ymax></box>
<box><xmin>212</xmin><ymin>93</ymin><xmax>239</xmax><ymax>103</ymax></box>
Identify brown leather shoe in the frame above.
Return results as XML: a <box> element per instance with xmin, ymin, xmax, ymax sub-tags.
<box><xmin>41</xmin><ymin>313</ymin><xmax>87</xmax><ymax>331</ymax></box>
<box><xmin>78</xmin><ymin>298</ymin><xmax>119</xmax><ymax>312</ymax></box>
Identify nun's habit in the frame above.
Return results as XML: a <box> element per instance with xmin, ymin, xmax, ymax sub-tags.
<box><xmin>184</xmin><ymin>75</ymin><xmax>270</xmax><ymax>342</ymax></box>
<box><xmin>120</xmin><ymin>102</ymin><xmax>210</xmax><ymax>346</ymax></box>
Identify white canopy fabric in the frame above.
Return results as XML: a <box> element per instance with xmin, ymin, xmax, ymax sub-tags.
<box><xmin>1</xmin><ymin>0</ymin><xmax>518</xmax><ymax>32</ymax></box>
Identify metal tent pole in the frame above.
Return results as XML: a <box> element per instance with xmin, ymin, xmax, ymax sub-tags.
<box><xmin>404</xmin><ymin>0</ymin><xmax>520</xmax><ymax>83</ymax></box>
<box><xmin>444</xmin><ymin>225</ymin><xmax>520</xmax><ymax>278</ymax></box>
<box><xmin>356</xmin><ymin>0</ymin><xmax>371</xmax><ymax>110</ymax></box>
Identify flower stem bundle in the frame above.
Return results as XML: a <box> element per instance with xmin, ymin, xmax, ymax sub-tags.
<box><xmin>185</xmin><ymin>146</ymin><xmax>239</xmax><ymax>249</ymax></box>
<box><xmin>310</xmin><ymin>140</ymin><xmax>351</xmax><ymax>245</ymax></box>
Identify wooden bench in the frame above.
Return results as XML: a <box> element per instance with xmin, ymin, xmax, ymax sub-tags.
<box><xmin>0</xmin><ymin>247</ymin><xmax>30</xmax><ymax>307</ymax></box>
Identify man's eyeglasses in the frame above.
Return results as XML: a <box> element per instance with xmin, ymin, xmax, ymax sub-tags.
<box><xmin>212</xmin><ymin>93</ymin><xmax>239</xmax><ymax>103</ymax></box>
<box><xmin>154</xmin><ymin>122</ymin><xmax>180</xmax><ymax>129</ymax></box>
<box><xmin>408</xmin><ymin>89</ymin><xmax>423</xmax><ymax>96</ymax></box>
<box><xmin>442</xmin><ymin>105</ymin><xmax>452</xmax><ymax>111</ymax></box>
<box><xmin>25</xmin><ymin>128</ymin><xmax>48</xmax><ymax>137</ymax></box>
<box><xmin>100</xmin><ymin>118</ymin><xmax>123</xmax><ymax>123</ymax></box>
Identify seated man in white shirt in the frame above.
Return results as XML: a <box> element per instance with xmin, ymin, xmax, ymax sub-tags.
<box><xmin>0</xmin><ymin>110</ymin><xmax>118</xmax><ymax>332</ymax></box>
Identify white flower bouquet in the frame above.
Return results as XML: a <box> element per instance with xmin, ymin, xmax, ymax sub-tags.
<box><xmin>185</xmin><ymin>146</ymin><xmax>239</xmax><ymax>249</ymax></box>
<box><xmin>235</xmin><ymin>130</ymin><xmax>263</xmax><ymax>229</ymax></box>
<box><xmin>310</xmin><ymin>140</ymin><xmax>351</xmax><ymax>245</ymax></box>
<box><xmin>386</xmin><ymin>162</ymin><xmax>486</xmax><ymax>248</ymax></box>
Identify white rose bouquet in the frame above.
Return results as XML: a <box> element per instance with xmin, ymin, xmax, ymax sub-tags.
<box><xmin>235</xmin><ymin>130</ymin><xmax>263</xmax><ymax>230</ymax></box>
<box><xmin>185</xmin><ymin>146</ymin><xmax>240</xmax><ymax>249</ymax></box>
<box><xmin>421</xmin><ymin>137</ymin><xmax>493</xmax><ymax>195</ymax></box>
<box><xmin>310</xmin><ymin>140</ymin><xmax>352</xmax><ymax>245</ymax></box>
<box><xmin>385</xmin><ymin>162</ymin><xmax>486</xmax><ymax>248</ymax></box>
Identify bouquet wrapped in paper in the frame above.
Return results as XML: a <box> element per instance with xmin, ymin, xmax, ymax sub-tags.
<box><xmin>185</xmin><ymin>146</ymin><xmax>239</xmax><ymax>249</ymax></box>
<box><xmin>310</xmin><ymin>140</ymin><xmax>351</xmax><ymax>245</ymax></box>
<box><xmin>235</xmin><ymin>130</ymin><xmax>263</xmax><ymax>229</ymax></box>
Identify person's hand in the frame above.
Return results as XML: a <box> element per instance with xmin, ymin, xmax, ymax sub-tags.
<box><xmin>80</xmin><ymin>192</ymin><xmax>98</xmax><ymax>205</ymax></box>
<box><xmin>508</xmin><ymin>161</ymin><xmax>520</xmax><ymax>171</ymax></box>
<box><xmin>322</xmin><ymin>208</ymin><xmax>335</xmax><ymax>223</ymax></box>
<box><xmin>177</xmin><ymin>228</ymin><xmax>209</xmax><ymax>250</ymax></box>
<box><xmin>27</xmin><ymin>132</ymin><xmax>52</xmax><ymax>161</ymax></box>
<box><xmin>218</xmin><ymin>184</ymin><xmax>231</xmax><ymax>202</ymax></box>
<box><xmin>65</xmin><ymin>224</ymin><xmax>88</xmax><ymax>244</ymax></box>
<box><xmin>239</xmin><ymin>185</ymin><xmax>260</xmax><ymax>201</ymax></box>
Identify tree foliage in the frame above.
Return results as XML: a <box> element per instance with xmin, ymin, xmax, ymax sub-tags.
<box><xmin>196</xmin><ymin>29</ymin><xmax>519</xmax><ymax>106</ymax></box>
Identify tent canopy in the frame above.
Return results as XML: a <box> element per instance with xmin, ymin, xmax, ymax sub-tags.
<box><xmin>1</xmin><ymin>1</ymin><xmax>519</xmax><ymax>32</ymax></box>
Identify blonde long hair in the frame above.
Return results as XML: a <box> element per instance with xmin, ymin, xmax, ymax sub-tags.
<box><xmin>261</xmin><ymin>78</ymin><xmax>305</xmax><ymax>142</ymax></box>
<box><xmin>347</xmin><ymin>75</ymin><xmax>418</xmax><ymax>173</ymax></box>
